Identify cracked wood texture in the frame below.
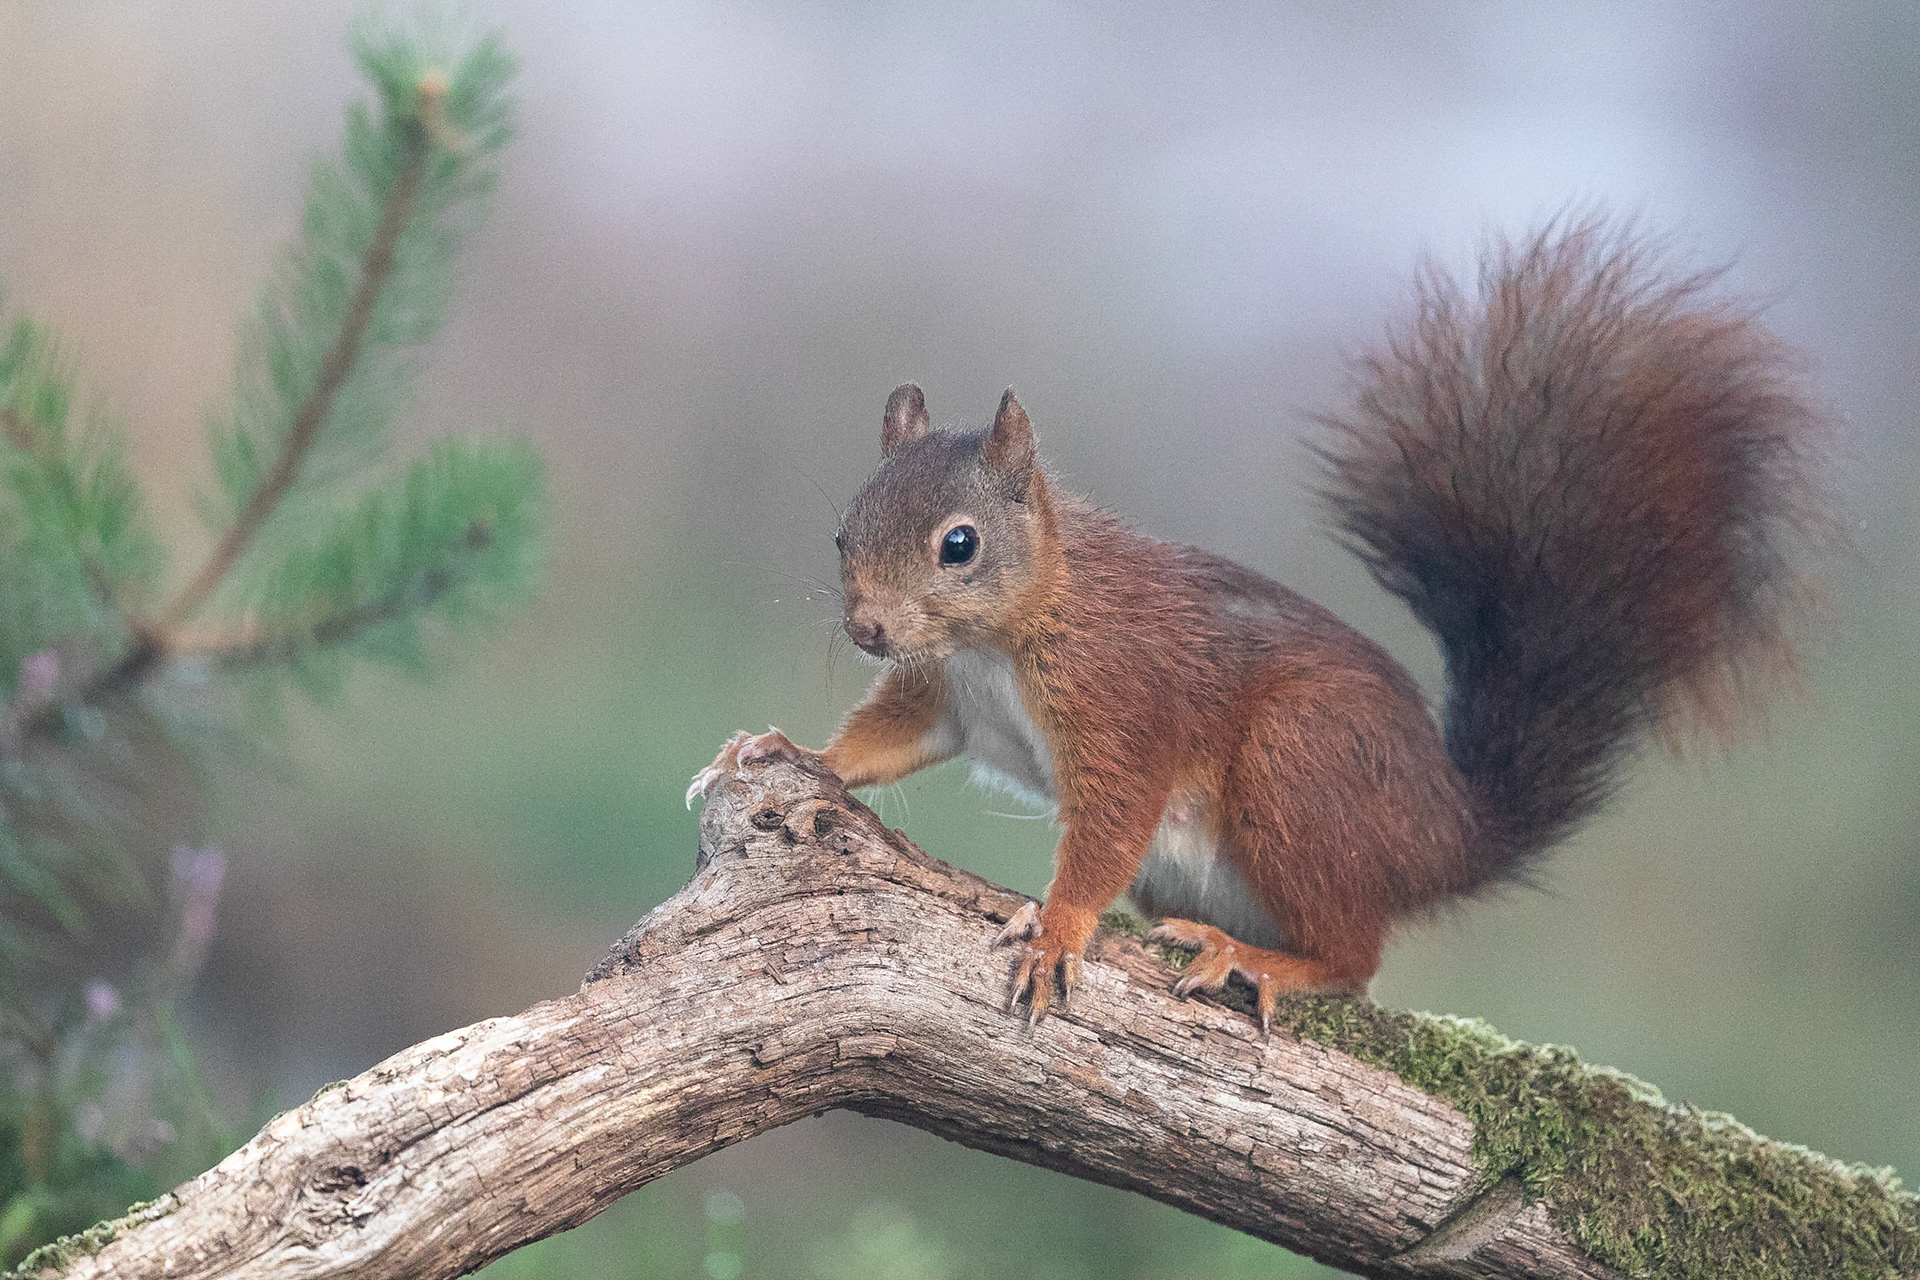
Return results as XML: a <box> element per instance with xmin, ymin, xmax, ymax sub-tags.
<box><xmin>25</xmin><ymin>759</ymin><xmax>1621</xmax><ymax>1280</ymax></box>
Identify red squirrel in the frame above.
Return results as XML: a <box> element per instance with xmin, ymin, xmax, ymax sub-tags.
<box><xmin>689</xmin><ymin>218</ymin><xmax>1830</xmax><ymax>1030</ymax></box>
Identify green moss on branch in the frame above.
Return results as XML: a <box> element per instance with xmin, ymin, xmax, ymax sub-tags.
<box><xmin>8</xmin><ymin>1197</ymin><xmax>175</xmax><ymax>1279</ymax></box>
<box><xmin>1097</xmin><ymin>909</ymin><xmax>1919</xmax><ymax>1279</ymax></box>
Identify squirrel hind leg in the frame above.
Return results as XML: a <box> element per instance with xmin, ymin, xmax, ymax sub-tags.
<box><xmin>1148</xmin><ymin>919</ymin><xmax>1369</xmax><ymax>1033</ymax></box>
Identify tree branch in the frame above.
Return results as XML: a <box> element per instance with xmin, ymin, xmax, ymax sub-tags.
<box><xmin>14</xmin><ymin>760</ymin><xmax>1914</xmax><ymax>1280</ymax></box>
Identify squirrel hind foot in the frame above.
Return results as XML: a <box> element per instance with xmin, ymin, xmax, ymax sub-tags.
<box><xmin>1149</xmin><ymin>919</ymin><xmax>1365</xmax><ymax>1034</ymax></box>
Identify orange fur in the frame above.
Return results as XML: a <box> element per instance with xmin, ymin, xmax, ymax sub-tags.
<box><xmin>702</xmin><ymin>218</ymin><xmax>1831</xmax><ymax>1028</ymax></box>
<box><xmin>822</xmin><ymin>665</ymin><xmax>952</xmax><ymax>788</ymax></box>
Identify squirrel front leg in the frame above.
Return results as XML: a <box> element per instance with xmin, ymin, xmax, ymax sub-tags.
<box><xmin>1001</xmin><ymin>756</ymin><xmax>1171</xmax><ymax>1021</ymax></box>
<box><xmin>820</xmin><ymin>664</ymin><xmax>955</xmax><ymax>788</ymax></box>
<box><xmin>687</xmin><ymin>665</ymin><xmax>953</xmax><ymax>805</ymax></box>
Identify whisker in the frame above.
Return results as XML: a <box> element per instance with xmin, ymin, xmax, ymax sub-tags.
<box><xmin>793</xmin><ymin>465</ymin><xmax>845</xmax><ymax>527</ymax></box>
<box><xmin>723</xmin><ymin>560</ymin><xmax>845</xmax><ymax>604</ymax></box>
<box><xmin>824</xmin><ymin>629</ymin><xmax>850</xmax><ymax>694</ymax></box>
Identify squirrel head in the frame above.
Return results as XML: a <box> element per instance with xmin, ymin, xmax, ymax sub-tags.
<box><xmin>835</xmin><ymin>384</ymin><xmax>1046</xmax><ymax>662</ymax></box>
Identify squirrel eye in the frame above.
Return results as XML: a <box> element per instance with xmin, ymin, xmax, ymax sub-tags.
<box><xmin>834</xmin><ymin>530</ymin><xmax>845</xmax><ymax>553</ymax></box>
<box><xmin>940</xmin><ymin>524</ymin><xmax>979</xmax><ymax>566</ymax></box>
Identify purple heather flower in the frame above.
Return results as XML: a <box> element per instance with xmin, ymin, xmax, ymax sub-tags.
<box><xmin>84</xmin><ymin>979</ymin><xmax>120</xmax><ymax>1024</ymax></box>
<box><xmin>15</xmin><ymin>650</ymin><xmax>57</xmax><ymax>707</ymax></box>
<box><xmin>171</xmin><ymin>845</ymin><xmax>227</xmax><ymax>953</ymax></box>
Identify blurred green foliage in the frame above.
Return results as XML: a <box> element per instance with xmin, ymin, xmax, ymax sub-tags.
<box><xmin>0</xmin><ymin>18</ymin><xmax>541</xmax><ymax>1266</ymax></box>
<box><xmin>0</xmin><ymin>307</ymin><xmax>162</xmax><ymax>681</ymax></box>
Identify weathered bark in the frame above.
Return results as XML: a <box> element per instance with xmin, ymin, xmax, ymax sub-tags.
<box><xmin>14</xmin><ymin>758</ymin><xmax>1912</xmax><ymax>1280</ymax></box>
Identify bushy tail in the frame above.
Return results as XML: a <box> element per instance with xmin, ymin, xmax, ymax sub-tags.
<box><xmin>1318</xmin><ymin>216</ymin><xmax>1833</xmax><ymax>885</ymax></box>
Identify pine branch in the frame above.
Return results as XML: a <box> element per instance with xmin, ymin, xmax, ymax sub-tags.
<box><xmin>0</xmin><ymin>305</ymin><xmax>162</xmax><ymax>715</ymax></box>
<box><xmin>192</xmin><ymin>26</ymin><xmax>513</xmax><ymax>592</ymax></box>
<box><xmin>28</xmin><ymin>32</ymin><xmax>524</xmax><ymax>711</ymax></box>
<box><xmin>171</xmin><ymin>525</ymin><xmax>482</xmax><ymax>673</ymax></box>
<box><xmin>223</xmin><ymin>436</ymin><xmax>540</xmax><ymax>697</ymax></box>
<box><xmin>77</xmin><ymin>111</ymin><xmax>432</xmax><ymax>700</ymax></box>
<box><xmin>155</xmin><ymin>108</ymin><xmax>431</xmax><ymax>636</ymax></box>
<box><xmin>0</xmin><ymin>27</ymin><xmax>535</xmax><ymax>1265</ymax></box>
<box><xmin>0</xmin><ymin>404</ymin><xmax>133</xmax><ymax>631</ymax></box>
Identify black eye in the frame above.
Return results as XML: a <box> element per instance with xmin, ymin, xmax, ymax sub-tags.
<box><xmin>834</xmin><ymin>530</ymin><xmax>845</xmax><ymax>553</ymax></box>
<box><xmin>940</xmin><ymin>524</ymin><xmax>978</xmax><ymax>566</ymax></box>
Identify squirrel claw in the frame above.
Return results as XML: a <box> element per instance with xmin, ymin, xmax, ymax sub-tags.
<box><xmin>685</xmin><ymin>731</ymin><xmax>750</xmax><ymax>809</ymax></box>
<box><xmin>1151</xmin><ymin>918</ymin><xmax>1289</xmax><ymax>1036</ymax></box>
<box><xmin>1009</xmin><ymin>947</ymin><xmax>1042</xmax><ymax>1019</ymax></box>
<box><xmin>992</xmin><ymin>901</ymin><xmax>1042</xmax><ymax>949</ymax></box>
<box><xmin>1000</xmin><ymin>903</ymin><xmax>1094</xmax><ymax>1024</ymax></box>
<box><xmin>995</xmin><ymin>902</ymin><xmax>1062</xmax><ymax>1020</ymax></box>
<box><xmin>686</xmin><ymin>728</ymin><xmax>816</xmax><ymax>809</ymax></box>
<box><xmin>736</xmin><ymin>727</ymin><xmax>808</xmax><ymax>768</ymax></box>
<box><xmin>1008</xmin><ymin>942</ymin><xmax>1073</xmax><ymax>1022</ymax></box>
<box><xmin>684</xmin><ymin>764</ymin><xmax>726</xmax><ymax>809</ymax></box>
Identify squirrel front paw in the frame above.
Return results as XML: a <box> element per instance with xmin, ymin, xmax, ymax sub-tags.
<box><xmin>994</xmin><ymin>901</ymin><xmax>1093</xmax><ymax>1024</ymax></box>
<box><xmin>684</xmin><ymin>728</ymin><xmax>821</xmax><ymax>808</ymax></box>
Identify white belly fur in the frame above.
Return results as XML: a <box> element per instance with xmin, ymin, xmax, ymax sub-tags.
<box><xmin>1132</xmin><ymin>806</ymin><xmax>1286</xmax><ymax>950</ymax></box>
<box><xmin>927</xmin><ymin>648</ymin><xmax>1284</xmax><ymax>949</ymax></box>
<box><xmin>932</xmin><ymin>649</ymin><xmax>1058</xmax><ymax>808</ymax></box>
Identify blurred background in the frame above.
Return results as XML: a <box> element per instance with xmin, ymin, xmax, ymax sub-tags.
<box><xmin>3</xmin><ymin>1</ymin><xmax>1917</xmax><ymax>1276</ymax></box>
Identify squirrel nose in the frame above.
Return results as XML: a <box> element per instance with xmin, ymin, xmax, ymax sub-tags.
<box><xmin>845</xmin><ymin>615</ymin><xmax>888</xmax><ymax>655</ymax></box>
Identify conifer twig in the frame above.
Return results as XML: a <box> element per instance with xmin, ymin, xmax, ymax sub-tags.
<box><xmin>68</xmin><ymin>74</ymin><xmax>446</xmax><ymax>708</ymax></box>
<box><xmin>0</xmin><ymin>409</ymin><xmax>129</xmax><ymax>621</ymax></box>
<box><xmin>15</xmin><ymin>65</ymin><xmax>515</xmax><ymax>732</ymax></box>
<box><xmin>155</xmin><ymin>107</ymin><xmax>434</xmax><ymax>637</ymax></box>
<box><xmin>170</xmin><ymin>520</ymin><xmax>490</xmax><ymax>672</ymax></box>
<box><xmin>178</xmin><ymin>589</ymin><xmax>439</xmax><ymax>674</ymax></box>
<box><xmin>0</xmin><ymin>37</ymin><xmax>530</xmax><ymax>1267</ymax></box>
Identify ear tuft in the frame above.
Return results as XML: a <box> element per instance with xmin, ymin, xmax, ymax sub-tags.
<box><xmin>982</xmin><ymin>388</ymin><xmax>1036</xmax><ymax>495</ymax></box>
<box><xmin>881</xmin><ymin>383</ymin><xmax>931</xmax><ymax>456</ymax></box>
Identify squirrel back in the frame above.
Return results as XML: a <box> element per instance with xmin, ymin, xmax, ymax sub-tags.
<box><xmin>1318</xmin><ymin>217</ymin><xmax>1833</xmax><ymax>887</ymax></box>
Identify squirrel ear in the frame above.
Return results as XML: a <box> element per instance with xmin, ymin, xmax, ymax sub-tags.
<box><xmin>982</xmin><ymin>389</ymin><xmax>1036</xmax><ymax>494</ymax></box>
<box><xmin>881</xmin><ymin>383</ymin><xmax>930</xmax><ymax>457</ymax></box>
